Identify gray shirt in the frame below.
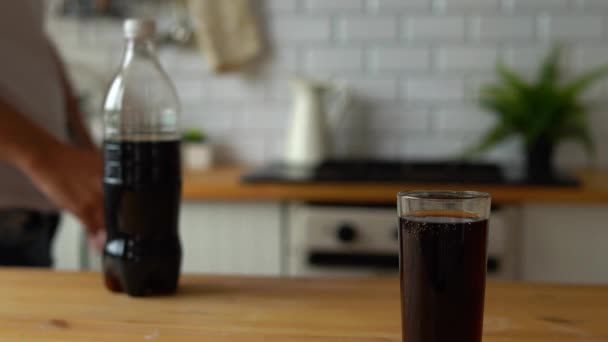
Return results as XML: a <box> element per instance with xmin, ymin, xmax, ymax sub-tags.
<box><xmin>0</xmin><ymin>1</ymin><xmax>67</xmax><ymax>211</ymax></box>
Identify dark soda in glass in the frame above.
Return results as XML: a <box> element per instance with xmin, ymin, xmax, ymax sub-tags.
<box><xmin>399</xmin><ymin>211</ymin><xmax>488</xmax><ymax>342</ymax></box>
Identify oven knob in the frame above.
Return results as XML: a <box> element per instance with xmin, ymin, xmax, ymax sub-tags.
<box><xmin>337</xmin><ymin>224</ymin><xmax>358</xmax><ymax>243</ymax></box>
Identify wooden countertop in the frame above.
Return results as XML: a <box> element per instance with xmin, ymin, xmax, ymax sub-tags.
<box><xmin>183</xmin><ymin>166</ymin><xmax>608</xmax><ymax>204</ymax></box>
<box><xmin>0</xmin><ymin>270</ymin><xmax>606</xmax><ymax>341</ymax></box>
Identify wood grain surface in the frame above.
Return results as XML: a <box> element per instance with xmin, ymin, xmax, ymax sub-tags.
<box><xmin>182</xmin><ymin>166</ymin><xmax>608</xmax><ymax>204</ymax></box>
<box><xmin>0</xmin><ymin>269</ymin><xmax>606</xmax><ymax>341</ymax></box>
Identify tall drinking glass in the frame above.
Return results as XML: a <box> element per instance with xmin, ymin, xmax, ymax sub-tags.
<box><xmin>397</xmin><ymin>191</ymin><xmax>491</xmax><ymax>342</ymax></box>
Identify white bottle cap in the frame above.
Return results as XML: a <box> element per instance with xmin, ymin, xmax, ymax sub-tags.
<box><xmin>123</xmin><ymin>18</ymin><xmax>156</xmax><ymax>39</ymax></box>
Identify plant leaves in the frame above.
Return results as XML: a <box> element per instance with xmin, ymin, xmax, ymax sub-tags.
<box><xmin>562</xmin><ymin>65</ymin><xmax>608</xmax><ymax>99</ymax></box>
<box><xmin>497</xmin><ymin>61</ymin><xmax>529</xmax><ymax>93</ymax></box>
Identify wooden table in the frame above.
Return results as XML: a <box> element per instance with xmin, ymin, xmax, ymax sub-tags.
<box><xmin>183</xmin><ymin>166</ymin><xmax>608</xmax><ymax>204</ymax></box>
<box><xmin>0</xmin><ymin>270</ymin><xmax>606</xmax><ymax>341</ymax></box>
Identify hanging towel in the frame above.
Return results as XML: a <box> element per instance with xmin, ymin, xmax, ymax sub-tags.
<box><xmin>188</xmin><ymin>0</ymin><xmax>262</xmax><ymax>73</ymax></box>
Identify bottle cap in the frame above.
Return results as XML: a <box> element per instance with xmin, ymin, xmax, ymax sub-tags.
<box><xmin>123</xmin><ymin>18</ymin><xmax>156</xmax><ymax>39</ymax></box>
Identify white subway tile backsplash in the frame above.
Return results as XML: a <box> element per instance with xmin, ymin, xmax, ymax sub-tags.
<box><xmin>369</xmin><ymin>47</ymin><xmax>430</xmax><ymax>72</ymax></box>
<box><xmin>589</xmin><ymin>110</ymin><xmax>608</xmax><ymax>133</ymax></box>
<box><xmin>304</xmin><ymin>0</ymin><xmax>365</xmax><ymax>12</ymax></box>
<box><xmin>207</xmin><ymin>76</ymin><xmax>268</xmax><ymax>102</ymax></box>
<box><xmin>369</xmin><ymin>105</ymin><xmax>431</xmax><ymax>133</ymax></box>
<box><xmin>185</xmin><ymin>105</ymin><xmax>235</xmax><ymax>133</ymax></box>
<box><xmin>400</xmin><ymin>135</ymin><xmax>469</xmax><ymax>159</ymax></box>
<box><xmin>367</xmin><ymin>0</ymin><xmax>430</xmax><ymax>12</ymax></box>
<box><xmin>406</xmin><ymin>78</ymin><xmax>465</xmax><ymax>102</ymax></box>
<box><xmin>174</xmin><ymin>79</ymin><xmax>205</xmax><ymax>103</ymax></box>
<box><xmin>341</xmin><ymin>77</ymin><xmax>400</xmax><ymax>101</ymax></box>
<box><xmin>304</xmin><ymin>47</ymin><xmax>364</xmax><ymax>72</ymax></box>
<box><xmin>576</xmin><ymin>0</ymin><xmax>608</xmax><ymax>9</ymax></box>
<box><xmin>228</xmin><ymin>137</ymin><xmax>267</xmax><ymax>164</ymax></box>
<box><xmin>242</xmin><ymin>105</ymin><xmax>289</xmax><ymax>131</ymax></box>
<box><xmin>434</xmin><ymin>0</ymin><xmax>500</xmax><ymax>12</ymax></box>
<box><xmin>437</xmin><ymin>47</ymin><xmax>498</xmax><ymax>71</ymax></box>
<box><xmin>266</xmin><ymin>0</ymin><xmax>298</xmax><ymax>12</ymax></box>
<box><xmin>46</xmin><ymin>0</ymin><xmax>608</xmax><ymax>166</ymax></box>
<box><xmin>505</xmin><ymin>46</ymin><xmax>547</xmax><ymax>70</ymax></box>
<box><xmin>406</xmin><ymin>16</ymin><xmax>465</xmax><ymax>41</ymax></box>
<box><xmin>539</xmin><ymin>15</ymin><xmax>604</xmax><ymax>39</ymax></box>
<box><xmin>434</xmin><ymin>106</ymin><xmax>496</xmax><ymax>133</ymax></box>
<box><xmin>465</xmin><ymin>75</ymin><xmax>499</xmax><ymax>101</ymax></box>
<box><xmin>271</xmin><ymin>17</ymin><xmax>331</xmax><ymax>42</ymax></box>
<box><xmin>367</xmin><ymin>137</ymin><xmax>401</xmax><ymax>159</ymax></box>
<box><xmin>575</xmin><ymin>47</ymin><xmax>608</xmax><ymax>71</ymax></box>
<box><xmin>471</xmin><ymin>16</ymin><xmax>536</xmax><ymax>41</ymax></box>
<box><xmin>504</xmin><ymin>0</ymin><xmax>570</xmax><ymax>10</ymax></box>
<box><xmin>160</xmin><ymin>50</ymin><xmax>209</xmax><ymax>78</ymax></box>
<box><xmin>337</xmin><ymin>16</ymin><xmax>398</xmax><ymax>41</ymax></box>
<box><xmin>269</xmin><ymin>48</ymin><xmax>299</xmax><ymax>72</ymax></box>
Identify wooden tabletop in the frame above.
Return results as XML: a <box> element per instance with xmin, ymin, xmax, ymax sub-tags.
<box><xmin>0</xmin><ymin>270</ymin><xmax>606</xmax><ymax>341</ymax></box>
<box><xmin>183</xmin><ymin>166</ymin><xmax>608</xmax><ymax>204</ymax></box>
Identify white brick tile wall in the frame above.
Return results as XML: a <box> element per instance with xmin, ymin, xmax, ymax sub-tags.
<box><xmin>434</xmin><ymin>106</ymin><xmax>496</xmax><ymax>133</ymax></box>
<box><xmin>437</xmin><ymin>47</ymin><xmax>498</xmax><ymax>71</ymax></box>
<box><xmin>405</xmin><ymin>78</ymin><xmax>465</xmax><ymax>102</ymax></box>
<box><xmin>368</xmin><ymin>137</ymin><xmax>401</xmax><ymax>159</ymax></box>
<box><xmin>579</xmin><ymin>79</ymin><xmax>606</xmax><ymax>102</ymax></box>
<box><xmin>372</xmin><ymin>105</ymin><xmax>431</xmax><ymax>133</ymax></box>
<box><xmin>304</xmin><ymin>0</ymin><xmax>364</xmax><ymax>12</ymax></box>
<box><xmin>207</xmin><ymin>76</ymin><xmax>268</xmax><ymax>102</ymax></box>
<box><xmin>465</xmin><ymin>75</ymin><xmax>499</xmax><ymax>101</ymax></box>
<box><xmin>336</xmin><ymin>16</ymin><xmax>398</xmax><ymax>41</ymax></box>
<box><xmin>184</xmin><ymin>105</ymin><xmax>234</xmax><ymax>133</ymax></box>
<box><xmin>539</xmin><ymin>15</ymin><xmax>604</xmax><ymax>40</ymax></box>
<box><xmin>266</xmin><ymin>0</ymin><xmax>298</xmax><ymax>12</ymax></box>
<box><xmin>242</xmin><ymin>105</ymin><xmax>289</xmax><ymax>131</ymax></box>
<box><xmin>269</xmin><ymin>48</ymin><xmax>299</xmax><ymax>72</ymax></box>
<box><xmin>46</xmin><ymin>0</ymin><xmax>608</xmax><ymax>166</ymax></box>
<box><xmin>471</xmin><ymin>16</ymin><xmax>536</xmax><ymax>41</ymax></box>
<box><xmin>575</xmin><ymin>47</ymin><xmax>608</xmax><ymax>71</ymax></box>
<box><xmin>340</xmin><ymin>77</ymin><xmax>400</xmax><ymax>101</ymax></box>
<box><xmin>576</xmin><ymin>0</ymin><xmax>608</xmax><ymax>9</ymax></box>
<box><xmin>406</xmin><ymin>16</ymin><xmax>465</xmax><ymax>41</ymax></box>
<box><xmin>504</xmin><ymin>0</ymin><xmax>570</xmax><ymax>11</ymax></box>
<box><xmin>271</xmin><ymin>17</ymin><xmax>331</xmax><ymax>42</ymax></box>
<box><xmin>505</xmin><ymin>46</ymin><xmax>546</xmax><ymax>70</ymax></box>
<box><xmin>434</xmin><ymin>0</ymin><xmax>500</xmax><ymax>12</ymax></box>
<box><xmin>174</xmin><ymin>79</ymin><xmax>206</xmax><ymax>104</ymax></box>
<box><xmin>304</xmin><ymin>47</ymin><xmax>364</xmax><ymax>72</ymax></box>
<box><xmin>368</xmin><ymin>47</ymin><xmax>430</xmax><ymax>72</ymax></box>
<box><xmin>367</xmin><ymin>0</ymin><xmax>430</xmax><ymax>12</ymax></box>
<box><xmin>400</xmin><ymin>135</ymin><xmax>469</xmax><ymax>159</ymax></box>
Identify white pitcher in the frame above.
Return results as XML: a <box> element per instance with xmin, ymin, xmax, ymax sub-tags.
<box><xmin>285</xmin><ymin>78</ymin><xmax>351</xmax><ymax>166</ymax></box>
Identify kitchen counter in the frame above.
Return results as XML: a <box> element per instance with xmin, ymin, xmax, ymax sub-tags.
<box><xmin>0</xmin><ymin>269</ymin><xmax>606</xmax><ymax>341</ymax></box>
<box><xmin>183</xmin><ymin>166</ymin><xmax>608</xmax><ymax>204</ymax></box>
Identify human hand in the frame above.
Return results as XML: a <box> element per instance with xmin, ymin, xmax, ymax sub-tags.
<box><xmin>21</xmin><ymin>142</ymin><xmax>105</xmax><ymax>252</ymax></box>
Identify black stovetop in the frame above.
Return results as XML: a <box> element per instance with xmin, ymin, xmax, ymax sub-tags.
<box><xmin>241</xmin><ymin>159</ymin><xmax>579</xmax><ymax>186</ymax></box>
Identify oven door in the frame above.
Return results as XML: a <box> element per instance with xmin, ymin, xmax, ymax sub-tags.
<box><xmin>287</xmin><ymin>204</ymin><xmax>400</xmax><ymax>276</ymax></box>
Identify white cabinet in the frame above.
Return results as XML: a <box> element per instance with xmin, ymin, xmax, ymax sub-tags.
<box><xmin>521</xmin><ymin>204</ymin><xmax>608</xmax><ymax>284</ymax></box>
<box><xmin>53</xmin><ymin>213</ymin><xmax>84</xmax><ymax>271</ymax></box>
<box><xmin>75</xmin><ymin>202</ymin><xmax>284</xmax><ymax>275</ymax></box>
<box><xmin>180</xmin><ymin>202</ymin><xmax>282</xmax><ymax>275</ymax></box>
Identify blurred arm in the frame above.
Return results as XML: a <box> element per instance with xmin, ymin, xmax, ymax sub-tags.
<box><xmin>48</xmin><ymin>44</ymin><xmax>98</xmax><ymax>151</ymax></box>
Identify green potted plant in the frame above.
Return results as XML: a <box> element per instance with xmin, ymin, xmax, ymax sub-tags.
<box><xmin>465</xmin><ymin>46</ymin><xmax>608</xmax><ymax>181</ymax></box>
<box><xmin>182</xmin><ymin>128</ymin><xmax>212</xmax><ymax>170</ymax></box>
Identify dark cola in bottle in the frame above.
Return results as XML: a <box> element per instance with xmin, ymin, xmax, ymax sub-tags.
<box><xmin>102</xmin><ymin>19</ymin><xmax>182</xmax><ymax>297</ymax></box>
